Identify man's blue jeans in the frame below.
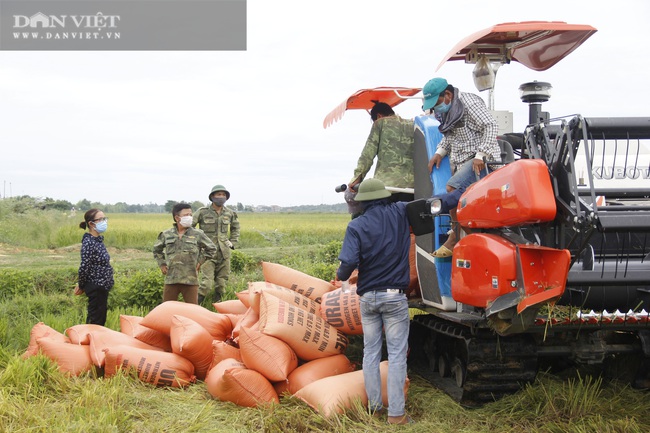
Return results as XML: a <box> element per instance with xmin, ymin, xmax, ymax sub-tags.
<box><xmin>447</xmin><ymin>157</ymin><xmax>489</xmax><ymax>191</ymax></box>
<box><xmin>360</xmin><ymin>291</ymin><xmax>409</xmax><ymax>417</ymax></box>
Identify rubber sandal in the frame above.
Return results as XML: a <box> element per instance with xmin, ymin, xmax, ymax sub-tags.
<box><xmin>387</xmin><ymin>415</ymin><xmax>414</xmax><ymax>425</ymax></box>
<box><xmin>431</xmin><ymin>245</ymin><xmax>453</xmax><ymax>258</ymax></box>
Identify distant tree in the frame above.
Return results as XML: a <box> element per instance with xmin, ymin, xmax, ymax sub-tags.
<box><xmin>112</xmin><ymin>202</ymin><xmax>128</xmax><ymax>213</ymax></box>
<box><xmin>143</xmin><ymin>203</ymin><xmax>164</xmax><ymax>213</ymax></box>
<box><xmin>42</xmin><ymin>197</ymin><xmax>73</xmax><ymax>211</ymax></box>
<box><xmin>76</xmin><ymin>199</ymin><xmax>92</xmax><ymax>211</ymax></box>
<box><xmin>164</xmin><ymin>200</ymin><xmax>178</xmax><ymax>213</ymax></box>
<box><xmin>236</xmin><ymin>202</ymin><xmax>244</xmax><ymax>211</ymax></box>
<box><xmin>191</xmin><ymin>200</ymin><xmax>205</xmax><ymax>211</ymax></box>
<box><xmin>9</xmin><ymin>196</ymin><xmax>39</xmax><ymax>213</ymax></box>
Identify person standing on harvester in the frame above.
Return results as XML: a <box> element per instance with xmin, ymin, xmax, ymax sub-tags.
<box><xmin>423</xmin><ymin>77</ymin><xmax>500</xmax><ymax>258</ymax></box>
<box><xmin>348</xmin><ymin>101</ymin><xmax>415</xmax><ymax>203</ymax></box>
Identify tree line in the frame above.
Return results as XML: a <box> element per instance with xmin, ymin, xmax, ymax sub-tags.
<box><xmin>0</xmin><ymin>195</ymin><xmax>347</xmax><ymax>214</ymax></box>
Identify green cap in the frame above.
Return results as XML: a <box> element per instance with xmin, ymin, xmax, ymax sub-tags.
<box><xmin>209</xmin><ymin>184</ymin><xmax>230</xmax><ymax>200</ymax></box>
<box><xmin>422</xmin><ymin>77</ymin><xmax>448</xmax><ymax>111</ymax></box>
<box><xmin>354</xmin><ymin>178</ymin><xmax>391</xmax><ymax>202</ymax></box>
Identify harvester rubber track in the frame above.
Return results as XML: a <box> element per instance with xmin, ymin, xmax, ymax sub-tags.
<box><xmin>409</xmin><ymin>314</ymin><xmax>538</xmax><ymax>407</ymax></box>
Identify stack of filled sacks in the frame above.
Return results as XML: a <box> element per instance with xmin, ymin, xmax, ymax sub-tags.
<box><xmin>22</xmin><ymin>301</ymin><xmax>233</xmax><ymax>388</ymax></box>
<box><xmin>209</xmin><ymin>262</ymin><xmax>408</xmax><ymax>414</ymax></box>
<box><xmin>22</xmin><ymin>261</ymin><xmax>408</xmax><ymax>415</ymax></box>
<box><xmin>205</xmin><ymin>262</ymin><xmax>353</xmax><ymax>408</ymax></box>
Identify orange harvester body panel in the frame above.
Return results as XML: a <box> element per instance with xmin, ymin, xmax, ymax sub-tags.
<box><xmin>457</xmin><ymin>159</ymin><xmax>556</xmax><ymax>229</ymax></box>
<box><xmin>452</xmin><ymin>234</ymin><xmax>571</xmax><ymax>309</ymax></box>
<box><xmin>452</xmin><ymin>234</ymin><xmax>517</xmax><ymax>307</ymax></box>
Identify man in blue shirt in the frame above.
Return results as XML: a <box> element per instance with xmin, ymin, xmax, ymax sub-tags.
<box><xmin>337</xmin><ymin>178</ymin><xmax>413</xmax><ymax>425</ymax></box>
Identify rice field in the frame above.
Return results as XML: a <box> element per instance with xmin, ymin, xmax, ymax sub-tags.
<box><xmin>0</xmin><ymin>211</ymin><xmax>351</xmax><ymax>251</ymax></box>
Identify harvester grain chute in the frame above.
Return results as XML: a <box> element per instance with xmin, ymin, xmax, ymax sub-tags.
<box><xmin>324</xmin><ymin>21</ymin><xmax>650</xmax><ymax>407</ymax></box>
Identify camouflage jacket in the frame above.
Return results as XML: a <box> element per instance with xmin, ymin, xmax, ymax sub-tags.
<box><xmin>351</xmin><ymin>115</ymin><xmax>415</xmax><ymax>188</ymax></box>
<box><xmin>153</xmin><ymin>225</ymin><xmax>217</xmax><ymax>285</ymax></box>
<box><xmin>192</xmin><ymin>205</ymin><xmax>240</xmax><ymax>259</ymax></box>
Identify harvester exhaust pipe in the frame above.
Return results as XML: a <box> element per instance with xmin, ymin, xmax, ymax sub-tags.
<box><xmin>519</xmin><ymin>81</ymin><xmax>552</xmax><ymax>125</ymax></box>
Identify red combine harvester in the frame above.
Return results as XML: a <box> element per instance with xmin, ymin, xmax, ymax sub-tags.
<box><xmin>324</xmin><ymin>21</ymin><xmax>650</xmax><ymax>406</ymax></box>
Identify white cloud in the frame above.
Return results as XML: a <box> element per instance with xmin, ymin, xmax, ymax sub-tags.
<box><xmin>1</xmin><ymin>0</ymin><xmax>649</xmax><ymax>206</ymax></box>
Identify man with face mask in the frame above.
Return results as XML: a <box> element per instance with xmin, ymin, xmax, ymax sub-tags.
<box><xmin>193</xmin><ymin>184</ymin><xmax>241</xmax><ymax>304</ymax></box>
<box><xmin>153</xmin><ymin>203</ymin><xmax>217</xmax><ymax>304</ymax></box>
<box><xmin>422</xmin><ymin>77</ymin><xmax>501</xmax><ymax>258</ymax></box>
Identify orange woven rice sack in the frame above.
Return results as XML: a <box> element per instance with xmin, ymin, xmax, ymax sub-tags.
<box><xmin>222</xmin><ymin>313</ymin><xmax>241</xmax><ymax>330</ymax></box>
<box><xmin>140</xmin><ymin>301</ymin><xmax>232</xmax><ymax>340</ymax></box>
<box><xmin>231</xmin><ymin>307</ymin><xmax>259</xmax><ymax>339</ymax></box>
<box><xmin>37</xmin><ymin>338</ymin><xmax>93</xmax><ymax>376</ymax></box>
<box><xmin>285</xmin><ymin>354</ymin><xmax>355</xmax><ymax>395</ymax></box>
<box><xmin>66</xmin><ymin>324</ymin><xmax>111</xmax><ymax>344</ymax></box>
<box><xmin>119</xmin><ymin>315</ymin><xmax>144</xmax><ymax>337</ymax></box>
<box><xmin>120</xmin><ymin>313</ymin><xmax>172</xmax><ymax>351</ymax></box>
<box><xmin>104</xmin><ymin>345</ymin><xmax>196</xmax><ymax>388</ymax></box>
<box><xmin>170</xmin><ymin>315</ymin><xmax>214</xmax><ymax>380</ymax></box>
<box><xmin>319</xmin><ymin>288</ymin><xmax>363</xmax><ymax>335</ymax></box>
<box><xmin>294</xmin><ymin>361</ymin><xmax>409</xmax><ymax>417</ymax></box>
<box><xmin>23</xmin><ymin>322</ymin><xmax>69</xmax><ymax>359</ymax></box>
<box><xmin>273</xmin><ymin>379</ymin><xmax>289</xmax><ymax>396</ymax></box>
<box><xmin>88</xmin><ymin>329</ymin><xmax>163</xmax><ymax>367</ymax></box>
<box><xmin>261</xmin><ymin>261</ymin><xmax>336</xmax><ymax>303</ymax></box>
<box><xmin>208</xmin><ymin>340</ymin><xmax>242</xmax><ymax>371</ymax></box>
<box><xmin>224</xmin><ymin>309</ymin><xmax>242</xmax><ymax>329</ymax></box>
<box><xmin>258</xmin><ymin>293</ymin><xmax>348</xmax><ymax>361</ymax></box>
<box><xmin>205</xmin><ymin>358</ymin><xmax>279</xmax><ymax>408</ymax></box>
<box><xmin>248</xmin><ymin>282</ymin><xmax>321</xmax><ymax>316</ymax></box>
<box><xmin>239</xmin><ymin>327</ymin><xmax>298</xmax><ymax>382</ymax></box>
<box><xmin>407</xmin><ymin>232</ymin><xmax>420</xmax><ymax>296</ymax></box>
<box><xmin>132</xmin><ymin>324</ymin><xmax>172</xmax><ymax>352</ymax></box>
<box><xmin>235</xmin><ymin>289</ymin><xmax>250</xmax><ymax>308</ymax></box>
<box><xmin>213</xmin><ymin>299</ymin><xmax>248</xmax><ymax>315</ymax></box>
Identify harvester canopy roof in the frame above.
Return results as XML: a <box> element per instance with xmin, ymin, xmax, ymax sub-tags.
<box><xmin>323</xmin><ymin>86</ymin><xmax>421</xmax><ymax>129</ymax></box>
<box><xmin>436</xmin><ymin>21</ymin><xmax>597</xmax><ymax>72</ymax></box>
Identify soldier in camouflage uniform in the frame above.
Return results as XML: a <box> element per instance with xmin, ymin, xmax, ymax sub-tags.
<box><xmin>192</xmin><ymin>184</ymin><xmax>240</xmax><ymax>304</ymax></box>
<box><xmin>153</xmin><ymin>202</ymin><xmax>217</xmax><ymax>304</ymax></box>
<box><xmin>349</xmin><ymin>102</ymin><xmax>415</xmax><ymax>203</ymax></box>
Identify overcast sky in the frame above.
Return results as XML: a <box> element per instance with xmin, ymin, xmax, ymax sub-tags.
<box><xmin>1</xmin><ymin>0</ymin><xmax>648</xmax><ymax>207</ymax></box>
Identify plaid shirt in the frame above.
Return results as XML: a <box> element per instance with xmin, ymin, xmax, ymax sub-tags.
<box><xmin>436</xmin><ymin>91</ymin><xmax>500</xmax><ymax>168</ymax></box>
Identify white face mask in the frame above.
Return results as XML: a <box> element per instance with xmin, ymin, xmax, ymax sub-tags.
<box><xmin>178</xmin><ymin>215</ymin><xmax>193</xmax><ymax>228</ymax></box>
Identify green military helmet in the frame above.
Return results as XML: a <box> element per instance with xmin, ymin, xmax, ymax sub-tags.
<box><xmin>209</xmin><ymin>184</ymin><xmax>230</xmax><ymax>200</ymax></box>
<box><xmin>354</xmin><ymin>178</ymin><xmax>391</xmax><ymax>202</ymax></box>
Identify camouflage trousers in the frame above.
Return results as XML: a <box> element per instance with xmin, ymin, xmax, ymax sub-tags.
<box><xmin>198</xmin><ymin>257</ymin><xmax>231</xmax><ymax>299</ymax></box>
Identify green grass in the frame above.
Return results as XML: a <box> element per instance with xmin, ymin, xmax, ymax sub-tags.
<box><xmin>1</xmin><ymin>210</ymin><xmax>649</xmax><ymax>432</ymax></box>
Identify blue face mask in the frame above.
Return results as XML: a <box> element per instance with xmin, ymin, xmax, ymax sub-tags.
<box><xmin>434</xmin><ymin>100</ymin><xmax>451</xmax><ymax>114</ymax></box>
<box><xmin>94</xmin><ymin>220</ymin><xmax>108</xmax><ymax>233</ymax></box>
